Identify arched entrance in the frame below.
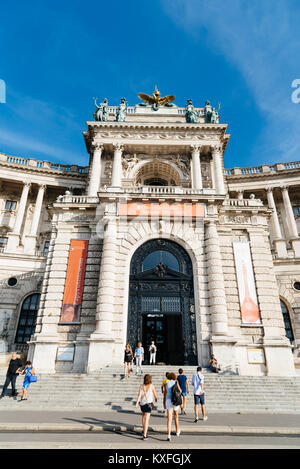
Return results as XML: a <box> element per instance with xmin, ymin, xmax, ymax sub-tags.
<box><xmin>127</xmin><ymin>239</ymin><xmax>197</xmax><ymax>365</ymax></box>
<box><xmin>15</xmin><ymin>293</ymin><xmax>40</xmax><ymax>346</ymax></box>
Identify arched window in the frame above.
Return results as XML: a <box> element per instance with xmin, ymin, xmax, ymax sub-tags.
<box><xmin>280</xmin><ymin>300</ymin><xmax>294</xmax><ymax>343</ymax></box>
<box><xmin>143</xmin><ymin>250</ymin><xmax>180</xmax><ymax>272</ymax></box>
<box><xmin>15</xmin><ymin>293</ymin><xmax>40</xmax><ymax>344</ymax></box>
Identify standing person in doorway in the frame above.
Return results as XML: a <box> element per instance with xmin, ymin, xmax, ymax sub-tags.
<box><xmin>177</xmin><ymin>368</ymin><xmax>189</xmax><ymax>415</ymax></box>
<box><xmin>0</xmin><ymin>352</ymin><xmax>23</xmax><ymax>399</ymax></box>
<box><xmin>163</xmin><ymin>372</ymin><xmax>182</xmax><ymax>441</ymax></box>
<box><xmin>134</xmin><ymin>342</ymin><xmax>144</xmax><ymax>375</ymax></box>
<box><xmin>123</xmin><ymin>344</ymin><xmax>133</xmax><ymax>378</ymax></box>
<box><xmin>192</xmin><ymin>366</ymin><xmax>207</xmax><ymax>422</ymax></box>
<box><xmin>19</xmin><ymin>361</ymin><xmax>36</xmax><ymax>402</ymax></box>
<box><xmin>148</xmin><ymin>341</ymin><xmax>157</xmax><ymax>365</ymax></box>
<box><xmin>136</xmin><ymin>374</ymin><xmax>158</xmax><ymax>440</ymax></box>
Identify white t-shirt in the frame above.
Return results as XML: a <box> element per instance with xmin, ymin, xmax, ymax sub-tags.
<box><xmin>192</xmin><ymin>372</ymin><xmax>205</xmax><ymax>396</ymax></box>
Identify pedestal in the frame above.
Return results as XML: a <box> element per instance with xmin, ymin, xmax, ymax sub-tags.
<box><xmin>23</xmin><ymin>235</ymin><xmax>37</xmax><ymax>255</ymax></box>
<box><xmin>264</xmin><ymin>339</ymin><xmax>295</xmax><ymax>376</ymax></box>
<box><xmin>29</xmin><ymin>339</ymin><xmax>58</xmax><ymax>374</ymax></box>
<box><xmin>210</xmin><ymin>336</ymin><xmax>237</xmax><ymax>373</ymax></box>
<box><xmin>87</xmin><ymin>335</ymin><xmax>114</xmax><ymax>374</ymax></box>
<box><xmin>291</xmin><ymin>238</ymin><xmax>300</xmax><ymax>258</ymax></box>
<box><xmin>6</xmin><ymin>233</ymin><xmax>21</xmax><ymax>252</ymax></box>
<box><xmin>273</xmin><ymin>239</ymin><xmax>287</xmax><ymax>258</ymax></box>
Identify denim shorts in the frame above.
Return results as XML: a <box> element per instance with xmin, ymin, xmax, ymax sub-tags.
<box><xmin>181</xmin><ymin>392</ymin><xmax>187</xmax><ymax>397</ymax></box>
<box><xmin>194</xmin><ymin>394</ymin><xmax>205</xmax><ymax>405</ymax></box>
<box><xmin>140</xmin><ymin>403</ymin><xmax>152</xmax><ymax>413</ymax></box>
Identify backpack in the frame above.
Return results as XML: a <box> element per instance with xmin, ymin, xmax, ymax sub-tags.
<box><xmin>171</xmin><ymin>382</ymin><xmax>182</xmax><ymax>406</ymax></box>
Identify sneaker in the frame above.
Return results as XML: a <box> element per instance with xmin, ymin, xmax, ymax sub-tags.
<box><xmin>0</xmin><ymin>395</ymin><xmax>4</xmax><ymax>399</ymax></box>
<box><xmin>176</xmin><ymin>430</ymin><xmax>181</xmax><ymax>437</ymax></box>
<box><xmin>194</xmin><ymin>418</ymin><xmax>198</xmax><ymax>423</ymax></box>
<box><xmin>167</xmin><ymin>435</ymin><xmax>171</xmax><ymax>441</ymax></box>
<box><xmin>203</xmin><ymin>416</ymin><xmax>208</xmax><ymax>421</ymax></box>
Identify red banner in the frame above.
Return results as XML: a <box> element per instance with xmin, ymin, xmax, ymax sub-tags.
<box><xmin>60</xmin><ymin>240</ymin><xmax>88</xmax><ymax>323</ymax></box>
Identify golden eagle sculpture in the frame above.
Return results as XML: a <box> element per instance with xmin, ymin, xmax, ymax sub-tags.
<box><xmin>138</xmin><ymin>86</ymin><xmax>175</xmax><ymax>107</ymax></box>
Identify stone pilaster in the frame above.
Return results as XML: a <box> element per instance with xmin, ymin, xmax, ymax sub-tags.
<box><xmin>87</xmin><ymin>216</ymin><xmax>117</xmax><ymax>372</ymax></box>
<box><xmin>205</xmin><ymin>220</ymin><xmax>228</xmax><ymax>336</ymax></box>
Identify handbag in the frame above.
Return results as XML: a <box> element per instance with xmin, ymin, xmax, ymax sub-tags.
<box><xmin>29</xmin><ymin>375</ymin><xmax>37</xmax><ymax>383</ymax></box>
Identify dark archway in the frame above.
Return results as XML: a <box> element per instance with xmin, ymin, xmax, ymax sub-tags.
<box><xmin>127</xmin><ymin>239</ymin><xmax>197</xmax><ymax>365</ymax></box>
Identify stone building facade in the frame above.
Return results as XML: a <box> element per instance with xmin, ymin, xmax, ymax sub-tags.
<box><xmin>0</xmin><ymin>97</ymin><xmax>299</xmax><ymax>376</ymax></box>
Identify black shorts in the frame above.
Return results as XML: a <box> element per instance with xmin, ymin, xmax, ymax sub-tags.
<box><xmin>194</xmin><ymin>394</ymin><xmax>205</xmax><ymax>405</ymax></box>
<box><xmin>140</xmin><ymin>403</ymin><xmax>152</xmax><ymax>413</ymax></box>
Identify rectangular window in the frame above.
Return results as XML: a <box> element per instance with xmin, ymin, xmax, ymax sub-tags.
<box><xmin>293</xmin><ymin>206</ymin><xmax>300</xmax><ymax>216</ymax></box>
<box><xmin>5</xmin><ymin>200</ymin><xmax>17</xmax><ymax>210</ymax></box>
<box><xmin>43</xmin><ymin>241</ymin><xmax>50</xmax><ymax>256</ymax></box>
<box><xmin>0</xmin><ymin>237</ymin><xmax>8</xmax><ymax>250</ymax></box>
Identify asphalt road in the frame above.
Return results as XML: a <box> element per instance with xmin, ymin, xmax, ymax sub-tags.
<box><xmin>0</xmin><ymin>431</ymin><xmax>300</xmax><ymax>449</ymax></box>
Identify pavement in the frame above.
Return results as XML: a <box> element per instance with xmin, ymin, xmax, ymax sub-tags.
<box><xmin>0</xmin><ymin>408</ymin><xmax>300</xmax><ymax>436</ymax></box>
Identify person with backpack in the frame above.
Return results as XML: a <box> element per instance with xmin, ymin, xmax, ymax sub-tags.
<box><xmin>163</xmin><ymin>371</ymin><xmax>182</xmax><ymax>441</ymax></box>
<box><xmin>192</xmin><ymin>366</ymin><xmax>207</xmax><ymax>422</ymax></box>
<box><xmin>148</xmin><ymin>341</ymin><xmax>157</xmax><ymax>365</ymax></box>
<box><xmin>19</xmin><ymin>361</ymin><xmax>36</xmax><ymax>401</ymax></box>
<box><xmin>136</xmin><ymin>374</ymin><xmax>158</xmax><ymax>440</ymax></box>
<box><xmin>177</xmin><ymin>368</ymin><xmax>189</xmax><ymax>415</ymax></box>
<box><xmin>123</xmin><ymin>344</ymin><xmax>133</xmax><ymax>378</ymax></box>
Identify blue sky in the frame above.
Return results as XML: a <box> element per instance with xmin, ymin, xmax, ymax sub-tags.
<box><xmin>0</xmin><ymin>0</ymin><xmax>299</xmax><ymax>169</ymax></box>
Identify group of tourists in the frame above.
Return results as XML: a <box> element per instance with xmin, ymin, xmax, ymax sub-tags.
<box><xmin>123</xmin><ymin>341</ymin><xmax>157</xmax><ymax>378</ymax></box>
<box><xmin>0</xmin><ymin>353</ymin><xmax>36</xmax><ymax>401</ymax></box>
<box><xmin>136</xmin><ymin>367</ymin><xmax>207</xmax><ymax>441</ymax></box>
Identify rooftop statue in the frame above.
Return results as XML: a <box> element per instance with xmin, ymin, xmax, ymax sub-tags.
<box><xmin>93</xmin><ymin>97</ymin><xmax>109</xmax><ymax>122</ymax></box>
<box><xmin>138</xmin><ymin>86</ymin><xmax>176</xmax><ymax>111</ymax></box>
<box><xmin>115</xmin><ymin>97</ymin><xmax>127</xmax><ymax>122</ymax></box>
<box><xmin>185</xmin><ymin>99</ymin><xmax>201</xmax><ymax>123</ymax></box>
<box><xmin>204</xmin><ymin>100</ymin><xmax>220</xmax><ymax>123</ymax></box>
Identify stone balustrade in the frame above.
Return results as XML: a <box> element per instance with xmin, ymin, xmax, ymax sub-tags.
<box><xmin>101</xmin><ymin>185</ymin><xmax>216</xmax><ymax>196</ymax></box>
<box><xmin>56</xmin><ymin>195</ymin><xmax>99</xmax><ymax>204</ymax></box>
<box><xmin>222</xmin><ymin>197</ymin><xmax>264</xmax><ymax>207</ymax></box>
<box><xmin>0</xmin><ymin>153</ymin><xmax>88</xmax><ymax>175</ymax></box>
<box><xmin>225</xmin><ymin>161</ymin><xmax>300</xmax><ymax>176</ymax></box>
<box><xmin>106</xmin><ymin>106</ymin><xmax>204</xmax><ymax>116</ymax></box>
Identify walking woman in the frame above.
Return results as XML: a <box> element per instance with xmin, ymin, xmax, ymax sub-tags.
<box><xmin>136</xmin><ymin>374</ymin><xmax>158</xmax><ymax>440</ymax></box>
<box><xmin>124</xmin><ymin>344</ymin><xmax>133</xmax><ymax>378</ymax></box>
<box><xmin>19</xmin><ymin>361</ymin><xmax>35</xmax><ymax>401</ymax></box>
<box><xmin>163</xmin><ymin>372</ymin><xmax>182</xmax><ymax>441</ymax></box>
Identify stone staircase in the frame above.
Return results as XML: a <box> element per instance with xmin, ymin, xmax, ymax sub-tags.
<box><xmin>1</xmin><ymin>366</ymin><xmax>300</xmax><ymax>413</ymax></box>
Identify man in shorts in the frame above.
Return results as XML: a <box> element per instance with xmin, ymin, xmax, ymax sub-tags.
<box><xmin>191</xmin><ymin>366</ymin><xmax>207</xmax><ymax>422</ymax></box>
<box><xmin>177</xmin><ymin>368</ymin><xmax>189</xmax><ymax>415</ymax></box>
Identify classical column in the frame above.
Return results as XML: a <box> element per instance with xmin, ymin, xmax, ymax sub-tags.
<box><xmin>30</xmin><ymin>184</ymin><xmax>46</xmax><ymax>236</ymax></box>
<box><xmin>205</xmin><ymin>220</ymin><xmax>228</xmax><ymax>336</ymax></box>
<box><xmin>191</xmin><ymin>145</ymin><xmax>203</xmax><ymax>190</ymax></box>
<box><xmin>266</xmin><ymin>187</ymin><xmax>287</xmax><ymax>258</ymax></box>
<box><xmin>87</xmin><ymin>216</ymin><xmax>117</xmax><ymax>372</ymax></box>
<box><xmin>111</xmin><ymin>143</ymin><xmax>123</xmax><ymax>187</ymax></box>
<box><xmin>7</xmin><ymin>182</ymin><xmax>31</xmax><ymax>251</ymax></box>
<box><xmin>211</xmin><ymin>144</ymin><xmax>226</xmax><ymax>194</ymax></box>
<box><xmin>87</xmin><ymin>143</ymin><xmax>103</xmax><ymax>197</ymax></box>
<box><xmin>24</xmin><ymin>184</ymin><xmax>46</xmax><ymax>253</ymax></box>
<box><xmin>13</xmin><ymin>182</ymin><xmax>31</xmax><ymax>235</ymax></box>
<box><xmin>281</xmin><ymin>186</ymin><xmax>300</xmax><ymax>257</ymax></box>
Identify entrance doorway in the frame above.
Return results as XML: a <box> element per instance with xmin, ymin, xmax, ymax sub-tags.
<box><xmin>127</xmin><ymin>239</ymin><xmax>197</xmax><ymax>365</ymax></box>
<box><xmin>142</xmin><ymin>314</ymin><xmax>183</xmax><ymax>364</ymax></box>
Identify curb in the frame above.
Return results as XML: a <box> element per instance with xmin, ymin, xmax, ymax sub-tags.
<box><xmin>1</xmin><ymin>423</ymin><xmax>300</xmax><ymax>436</ymax></box>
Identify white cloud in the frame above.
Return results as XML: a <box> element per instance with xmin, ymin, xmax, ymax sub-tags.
<box><xmin>162</xmin><ymin>0</ymin><xmax>300</xmax><ymax>164</ymax></box>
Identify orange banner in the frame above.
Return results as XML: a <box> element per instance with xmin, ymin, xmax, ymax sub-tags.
<box><xmin>60</xmin><ymin>240</ymin><xmax>88</xmax><ymax>323</ymax></box>
<box><xmin>118</xmin><ymin>201</ymin><xmax>205</xmax><ymax>217</ymax></box>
